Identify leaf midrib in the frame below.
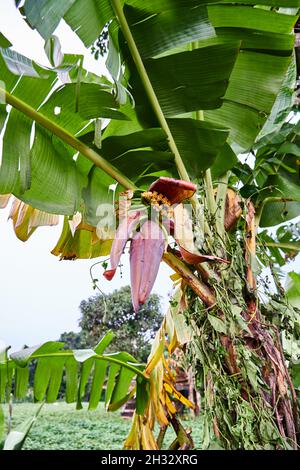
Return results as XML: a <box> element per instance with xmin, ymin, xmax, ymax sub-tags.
<box><xmin>0</xmin><ymin>352</ymin><xmax>147</xmax><ymax>378</ymax></box>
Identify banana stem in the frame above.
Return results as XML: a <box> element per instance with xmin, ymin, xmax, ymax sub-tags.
<box><xmin>204</xmin><ymin>168</ymin><xmax>217</xmax><ymax>216</ymax></box>
<box><xmin>245</xmin><ymin>201</ymin><xmax>257</xmax><ymax>290</ymax></box>
<box><xmin>215</xmin><ymin>171</ymin><xmax>230</xmax><ymax>240</ymax></box>
<box><xmin>111</xmin><ymin>0</ymin><xmax>199</xmax><ymax>211</ymax></box>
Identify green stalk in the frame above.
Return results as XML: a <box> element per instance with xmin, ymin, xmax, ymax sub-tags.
<box><xmin>215</xmin><ymin>171</ymin><xmax>230</xmax><ymax>240</ymax></box>
<box><xmin>195</xmin><ymin>110</ymin><xmax>204</xmax><ymax>121</ymax></box>
<box><xmin>257</xmin><ymin>241</ymin><xmax>300</xmax><ymax>252</ymax></box>
<box><xmin>204</xmin><ymin>168</ymin><xmax>217</xmax><ymax>215</ymax></box>
<box><xmin>191</xmin><ymin>43</ymin><xmax>216</xmax><ymax>219</ymax></box>
<box><xmin>111</xmin><ymin>0</ymin><xmax>197</xmax><ymax>207</ymax></box>
<box><xmin>2</xmin><ymin>87</ymin><xmax>137</xmax><ymax>191</ymax></box>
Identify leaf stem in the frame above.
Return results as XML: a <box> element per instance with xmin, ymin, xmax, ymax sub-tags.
<box><xmin>191</xmin><ymin>42</ymin><xmax>216</xmax><ymax>219</ymax></box>
<box><xmin>215</xmin><ymin>171</ymin><xmax>230</xmax><ymax>240</ymax></box>
<box><xmin>2</xmin><ymin>353</ymin><xmax>147</xmax><ymax>379</ymax></box>
<box><xmin>204</xmin><ymin>168</ymin><xmax>217</xmax><ymax>215</ymax></box>
<box><xmin>110</xmin><ymin>0</ymin><xmax>197</xmax><ymax>206</ymax></box>
<box><xmin>1</xmin><ymin>87</ymin><xmax>137</xmax><ymax>191</ymax></box>
<box><xmin>257</xmin><ymin>241</ymin><xmax>300</xmax><ymax>252</ymax></box>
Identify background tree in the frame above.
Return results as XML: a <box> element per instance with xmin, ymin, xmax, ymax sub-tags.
<box><xmin>58</xmin><ymin>331</ymin><xmax>90</xmax><ymax>350</ymax></box>
<box><xmin>60</xmin><ymin>286</ymin><xmax>162</xmax><ymax>362</ymax></box>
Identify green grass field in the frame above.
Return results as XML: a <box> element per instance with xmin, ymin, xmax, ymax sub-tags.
<box><xmin>7</xmin><ymin>403</ymin><xmax>205</xmax><ymax>450</ymax></box>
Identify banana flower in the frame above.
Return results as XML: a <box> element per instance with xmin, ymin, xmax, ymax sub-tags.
<box><xmin>103</xmin><ymin>177</ymin><xmax>226</xmax><ymax>311</ymax></box>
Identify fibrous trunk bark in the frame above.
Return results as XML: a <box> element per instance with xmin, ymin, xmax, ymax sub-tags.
<box><xmin>179</xmin><ymin>200</ymin><xmax>299</xmax><ymax>449</ymax></box>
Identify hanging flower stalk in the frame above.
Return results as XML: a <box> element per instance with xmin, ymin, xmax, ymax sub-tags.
<box><xmin>103</xmin><ymin>177</ymin><xmax>227</xmax><ymax>311</ymax></box>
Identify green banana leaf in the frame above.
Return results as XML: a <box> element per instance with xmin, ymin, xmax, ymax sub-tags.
<box><xmin>0</xmin><ymin>332</ymin><xmax>149</xmax><ymax>414</ymax></box>
<box><xmin>0</xmin><ymin>0</ymin><xmax>298</xmax><ymax>234</ymax></box>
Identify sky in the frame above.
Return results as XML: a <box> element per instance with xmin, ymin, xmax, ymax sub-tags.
<box><xmin>0</xmin><ymin>0</ymin><xmax>174</xmax><ymax>352</ymax></box>
<box><xmin>0</xmin><ymin>1</ymin><xmax>299</xmax><ymax>353</ymax></box>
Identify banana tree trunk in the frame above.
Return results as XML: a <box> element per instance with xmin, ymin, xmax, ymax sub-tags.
<box><xmin>180</xmin><ymin>199</ymin><xmax>299</xmax><ymax>450</ymax></box>
<box><xmin>124</xmin><ymin>189</ymin><xmax>299</xmax><ymax>450</ymax></box>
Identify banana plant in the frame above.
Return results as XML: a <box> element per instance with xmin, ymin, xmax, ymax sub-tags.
<box><xmin>0</xmin><ymin>0</ymin><xmax>300</xmax><ymax>450</ymax></box>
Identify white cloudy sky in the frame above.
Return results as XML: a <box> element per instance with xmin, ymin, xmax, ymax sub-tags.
<box><xmin>0</xmin><ymin>1</ymin><xmax>299</xmax><ymax>353</ymax></box>
<box><xmin>0</xmin><ymin>0</ymin><xmax>173</xmax><ymax>352</ymax></box>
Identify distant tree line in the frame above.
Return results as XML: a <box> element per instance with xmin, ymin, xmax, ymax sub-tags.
<box><xmin>59</xmin><ymin>285</ymin><xmax>163</xmax><ymax>363</ymax></box>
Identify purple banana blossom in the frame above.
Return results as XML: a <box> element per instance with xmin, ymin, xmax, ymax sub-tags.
<box><xmin>135</xmin><ymin>220</ymin><xmax>166</xmax><ymax>305</ymax></box>
<box><xmin>178</xmin><ymin>246</ymin><xmax>229</xmax><ymax>265</ymax></box>
<box><xmin>103</xmin><ymin>210</ymin><xmax>140</xmax><ymax>281</ymax></box>
<box><xmin>149</xmin><ymin>177</ymin><xmax>197</xmax><ymax>204</ymax></box>
<box><xmin>130</xmin><ymin>221</ymin><xmax>165</xmax><ymax>312</ymax></box>
<box><xmin>103</xmin><ymin>177</ymin><xmax>206</xmax><ymax>311</ymax></box>
<box><xmin>129</xmin><ymin>232</ymin><xmax>144</xmax><ymax>313</ymax></box>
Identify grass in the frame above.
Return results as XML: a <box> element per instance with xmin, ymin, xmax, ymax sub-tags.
<box><xmin>5</xmin><ymin>402</ymin><xmax>205</xmax><ymax>450</ymax></box>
